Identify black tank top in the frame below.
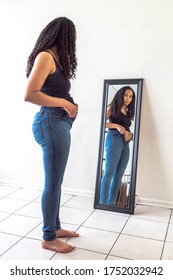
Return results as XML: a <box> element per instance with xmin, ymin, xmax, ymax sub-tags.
<box><xmin>41</xmin><ymin>51</ymin><xmax>74</xmax><ymax>104</ymax></box>
<box><xmin>109</xmin><ymin>112</ymin><xmax>131</xmax><ymax>132</ymax></box>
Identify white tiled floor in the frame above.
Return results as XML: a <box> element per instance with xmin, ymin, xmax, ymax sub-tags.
<box><xmin>0</xmin><ymin>186</ymin><xmax>173</xmax><ymax>260</ymax></box>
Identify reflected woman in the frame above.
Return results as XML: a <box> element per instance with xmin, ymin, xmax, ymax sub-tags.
<box><xmin>99</xmin><ymin>86</ymin><xmax>135</xmax><ymax>205</ymax></box>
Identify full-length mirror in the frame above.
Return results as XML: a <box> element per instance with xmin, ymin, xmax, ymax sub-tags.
<box><xmin>94</xmin><ymin>79</ymin><xmax>143</xmax><ymax>214</ymax></box>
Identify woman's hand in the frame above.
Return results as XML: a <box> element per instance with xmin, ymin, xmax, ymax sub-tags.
<box><xmin>63</xmin><ymin>100</ymin><xmax>78</xmax><ymax>118</ymax></box>
<box><xmin>116</xmin><ymin>125</ymin><xmax>126</xmax><ymax>134</ymax></box>
<box><xmin>124</xmin><ymin>131</ymin><xmax>133</xmax><ymax>142</ymax></box>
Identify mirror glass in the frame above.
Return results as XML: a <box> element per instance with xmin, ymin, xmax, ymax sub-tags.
<box><xmin>94</xmin><ymin>79</ymin><xmax>143</xmax><ymax>214</ymax></box>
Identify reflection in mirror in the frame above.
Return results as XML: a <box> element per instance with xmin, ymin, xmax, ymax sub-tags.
<box><xmin>94</xmin><ymin>79</ymin><xmax>143</xmax><ymax>214</ymax></box>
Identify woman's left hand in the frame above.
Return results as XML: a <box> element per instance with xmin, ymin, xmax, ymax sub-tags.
<box><xmin>63</xmin><ymin>100</ymin><xmax>78</xmax><ymax>118</ymax></box>
<box><xmin>124</xmin><ymin>131</ymin><xmax>133</xmax><ymax>142</ymax></box>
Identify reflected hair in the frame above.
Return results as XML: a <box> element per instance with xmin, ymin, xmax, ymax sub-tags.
<box><xmin>109</xmin><ymin>86</ymin><xmax>135</xmax><ymax>120</ymax></box>
<box><xmin>26</xmin><ymin>17</ymin><xmax>77</xmax><ymax>79</ymax></box>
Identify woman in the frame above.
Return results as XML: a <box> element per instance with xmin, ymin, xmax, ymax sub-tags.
<box><xmin>24</xmin><ymin>17</ymin><xmax>79</xmax><ymax>253</ymax></box>
<box><xmin>99</xmin><ymin>86</ymin><xmax>135</xmax><ymax>205</ymax></box>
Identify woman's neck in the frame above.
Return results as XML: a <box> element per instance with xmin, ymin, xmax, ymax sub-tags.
<box><xmin>48</xmin><ymin>47</ymin><xmax>59</xmax><ymax>62</ymax></box>
<box><xmin>121</xmin><ymin>106</ymin><xmax>128</xmax><ymax>115</ymax></box>
<box><xmin>50</xmin><ymin>46</ymin><xmax>58</xmax><ymax>56</ymax></box>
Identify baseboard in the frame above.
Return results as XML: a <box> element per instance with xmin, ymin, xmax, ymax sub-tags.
<box><xmin>0</xmin><ymin>180</ymin><xmax>94</xmax><ymax>197</ymax></box>
<box><xmin>136</xmin><ymin>196</ymin><xmax>173</xmax><ymax>209</ymax></box>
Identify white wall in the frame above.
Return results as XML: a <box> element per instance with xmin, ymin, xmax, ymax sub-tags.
<box><xmin>0</xmin><ymin>0</ymin><xmax>173</xmax><ymax>206</ymax></box>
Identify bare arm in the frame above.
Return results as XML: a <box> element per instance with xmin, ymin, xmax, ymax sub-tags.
<box><xmin>24</xmin><ymin>52</ymin><xmax>78</xmax><ymax>118</ymax></box>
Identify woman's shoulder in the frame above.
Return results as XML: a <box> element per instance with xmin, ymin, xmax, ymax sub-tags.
<box><xmin>33</xmin><ymin>51</ymin><xmax>55</xmax><ymax>74</ymax></box>
<box><xmin>36</xmin><ymin>51</ymin><xmax>54</xmax><ymax>62</ymax></box>
<box><xmin>35</xmin><ymin>51</ymin><xmax>55</xmax><ymax>67</ymax></box>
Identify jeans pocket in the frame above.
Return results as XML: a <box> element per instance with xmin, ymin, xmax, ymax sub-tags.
<box><xmin>64</xmin><ymin>116</ymin><xmax>74</xmax><ymax>128</ymax></box>
<box><xmin>32</xmin><ymin>122</ymin><xmax>43</xmax><ymax>144</ymax></box>
<box><xmin>32</xmin><ymin>113</ymin><xmax>43</xmax><ymax>144</ymax></box>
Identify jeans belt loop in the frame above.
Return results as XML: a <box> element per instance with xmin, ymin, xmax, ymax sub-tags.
<box><xmin>40</xmin><ymin>106</ymin><xmax>44</xmax><ymax>114</ymax></box>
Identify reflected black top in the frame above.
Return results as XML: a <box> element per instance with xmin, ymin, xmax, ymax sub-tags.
<box><xmin>41</xmin><ymin>51</ymin><xmax>74</xmax><ymax>104</ymax></box>
<box><xmin>109</xmin><ymin>112</ymin><xmax>131</xmax><ymax>132</ymax></box>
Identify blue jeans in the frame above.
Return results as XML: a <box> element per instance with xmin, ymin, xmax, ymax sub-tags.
<box><xmin>99</xmin><ymin>130</ymin><xmax>130</xmax><ymax>205</ymax></box>
<box><xmin>32</xmin><ymin>107</ymin><xmax>75</xmax><ymax>241</ymax></box>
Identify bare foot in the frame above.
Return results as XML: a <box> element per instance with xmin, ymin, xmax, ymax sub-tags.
<box><xmin>42</xmin><ymin>238</ymin><xmax>75</xmax><ymax>253</ymax></box>
<box><xmin>56</xmin><ymin>228</ymin><xmax>79</xmax><ymax>238</ymax></box>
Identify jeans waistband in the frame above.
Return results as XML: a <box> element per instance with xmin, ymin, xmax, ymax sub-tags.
<box><xmin>40</xmin><ymin>106</ymin><xmax>65</xmax><ymax>113</ymax></box>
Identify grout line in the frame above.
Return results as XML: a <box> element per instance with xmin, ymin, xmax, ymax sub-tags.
<box><xmin>160</xmin><ymin>209</ymin><xmax>173</xmax><ymax>260</ymax></box>
<box><xmin>0</xmin><ymin>188</ymin><xmax>22</xmax><ymax>199</ymax></box>
<box><xmin>60</xmin><ymin>195</ymin><xmax>76</xmax><ymax>207</ymax></box>
<box><xmin>0</xmin><ymin>220</ymin><xmax>43</xmax><ymax>258</ymax></box>
<box><xmin>127</xmin><ymin>216</ymin><xmax>170</xmax><ymax>224</ymax></box>
<box><xmin>64</xmin><ymin>209</ymin><xmax>96</xmax><ymax>243</ymax></box>
<box><xmin>116</xmin><ymin>232</ymin><xmax>167</xmax><ymax>243</ymax></box>
<box><xmin>76</xmin><ymin>224</ymin><xmax>122</xmax><ymax>234</ymax></box>
<box><xmin>0</xmin><ymin>199</ymin><xmax>39</xmax><ymax>217</ymax></box>
<box><xmin>105</xmin><ymin>213</ymin><xmax>131</xmax><ymax>259</ymax></box>
<box><xmin>0</xmin><ymin>235</ymin><xmax>25</xmax><ymax>258</ymax></box>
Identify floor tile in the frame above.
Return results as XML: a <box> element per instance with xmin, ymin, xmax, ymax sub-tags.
<box><xmin>0</xmin><ymin>214</ymin><xmax>41</xmax><ymax>236</ymax></box>
<box><xmin>15</xmin><ymin>201</ymin><xmax>42</xmax><ymax>219</ymax></box>
<box><xmin>52</xmin><ymin>248</ymin><xmax>106</xmax><ymax>260</ymax></box>
<box><xmin>162</xmin><ymin>242</ymin><xmax>173</xmax><ymax>260</ymax></box>
<box><xmin>166</xmin><ymin>223</ymin><xmax>173</xmax><ymax>243</ymax></box>
<box><xmin>0</xmin><ymin>212</ymin><xmax>11</xmax><ymax>222</ymax></box>
<box><xmin>170</xmin><ymin>212</ymin><xmax>173</xmax><ymax>223</ymax></box>
<box><xmin>33</xmin><ymin>196</ymin><xmax>41</xmax><ymax>203</ymax></box>
<box><xmin>0</xmin><ymin>186</ymin><xmax>20</xmax><ymax>197</ymax></box>
<box><xmin>110</xmin><ymin>234</ymin><xmax>163</xmax><ymax>260</ymax></box>
<box><xmin>0</xmin><ymin>238</ymin><xmax>54</xmax><ymax>260</ymax></box>
<box><xmin>60</xmin><ymin>193</ymin><xmax>74</xmax><ymax>206</ymax></box>
<box><xmin>83</xmin><ymin>211</ymin><xmax>129</xmax><ymax>232</ymax></box>
<box><xmin>0</xmin><ymin>197</ymin><xmax>29</xmax><ymax>213</ymax></box>
<box><xmin>64</xmin><ymin>195</ymin><xmax>94</xmax><ymax>210</ymax></box>
<box><xmin>60</xmin><ymin>206</ymin><xmax>93</xmax><ymax>225</ymax></box>
<box><xmin>0</xmin><ymin>232</ymin><xmax>22</xmax><ymax>256</ymax></box>
<box><xmin>134</xmin><ymin>205</ymin><xmax>171</xmax><ymax>223</ymax></box>
<box><xmin>68</xmin><ymin>226</ymin><xmax>119</xmax><ymax>254</ymax></box>
<box><xmin>95</xmin><ymin>208</ymin><xmax>130</xmax><ymax>217</ymax></box>
<box><xmin>122</xmin><ymin>217</ymin><xmax>168</xmax><ymax>240</ymax></box>
<box><xmin>8</xmin><ymin>188</ymin><xmax>42</xmax><ymax>201</ymax></box>
<box><xmin>25</xmin><ymin>223</ymin><xmax>42</xmax><ymax>240</ymax></box>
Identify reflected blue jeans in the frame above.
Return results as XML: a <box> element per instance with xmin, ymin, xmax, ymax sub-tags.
<box><xmin>99</xmin><ymin>130</ymin><xmax>130</xmax><ymax>205</ymax></box>
<box><xmin>32</xmin><ymin>107</ymin><xmax>75</xmax><ymax>241</ymax></box>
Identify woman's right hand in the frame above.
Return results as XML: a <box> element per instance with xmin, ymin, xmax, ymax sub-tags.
<box><xmin>63</xmin><ymin>100</ymin><xmax>78</xmax><ymax>118</ymax></box>
<box><xmin>116</xmin><ymin>125</ymin><xmax>126</xmax><ymax>134</ymax></box>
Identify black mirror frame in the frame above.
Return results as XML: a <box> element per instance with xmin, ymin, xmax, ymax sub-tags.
<box><xmin>94</xmin><ymin>78</ymin><xmax>143</xmax><ymax>214</ymax></box>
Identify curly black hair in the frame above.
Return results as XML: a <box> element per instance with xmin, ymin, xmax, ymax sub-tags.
<box><xmin>110</xmin><ymin>86</ymin><xmax>135</xmax><ymax>120</ymax></box>
<box><xmin>26</xmin><ymin>17</ymin><xmax>77</xmax><ymax>79</ymax></box>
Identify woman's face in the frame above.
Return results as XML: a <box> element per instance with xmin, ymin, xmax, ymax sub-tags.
<box><xmin>123</xmin><ymin>89</ymin><xmax>133</xmax><ymax>106</ymax></box>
